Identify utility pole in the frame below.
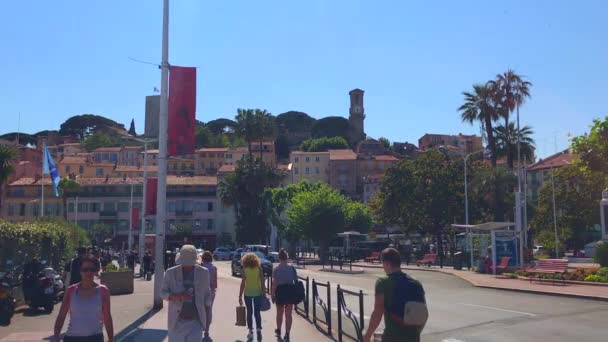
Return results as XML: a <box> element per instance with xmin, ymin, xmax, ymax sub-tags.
<box><xmin>551</xmin><ymin>167</ymin><xmax>559</xmax><ymax>257</ymax></box>
<box><xmin>129</xmin><ymin>182</ymin><xmax>134</xmax><ymax>250</ymax></box>
<box><xmin>153</xmin><ymin>0</ymin><xmax>170</xmax><ymax>309</ymax></box>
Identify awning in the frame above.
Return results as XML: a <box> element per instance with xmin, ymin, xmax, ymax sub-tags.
<box><xmin>451</xmin><ymin>222</ymin><xmax>515</xmax><ymax>231</ymax></box>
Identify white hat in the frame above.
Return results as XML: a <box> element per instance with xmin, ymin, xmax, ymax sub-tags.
<box><xmin>175</xmin><ymin>245</ymin><xmax>200</xmax><ymax>266</ymax></box>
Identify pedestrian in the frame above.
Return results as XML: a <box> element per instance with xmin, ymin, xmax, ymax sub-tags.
<box><xmin>201</xmin><ymin>251</ymin><xmax>217</xmax><ymax>341</ymax></box>
<box><xmin>126</xmin><ymin>251</ymin><xmax>136</xmax><ymax>272</ymax></box>
<box><xmin>143</xmin><ymin>250</ymin><xmax>152</xmax><ymax>276</ymax></box>
<box><xmin>238</xmin><ymin>252</ymin><xmax>266</xmax><ymax>341</ymax></box>
<box><xmin>67</xmin><ymin>247</ymin><xmax>87</xmax><ymax>286</ymax></box>
<box><xmin>22</xmin><ymin>257</ymin><xmax>43</xmax><ymax>304</ymax></box>
<box><xmin>53</xmin><ymin>255</ymin><xmax>114</xmax><ymax>342</ymax></box>
<box><xmin>364</xmin><ymin>248</ymin><xmax>427</xmax><ymax>342</ymax></box>
<box><xmin>161</xmin><ymin>244</ymin><xmax>211</xmax><ymax>342</ymax></box>
<box><xmin>271</xmin><ymin>249</ymin><xmax>298</xmax><ymax>341</ymax></box>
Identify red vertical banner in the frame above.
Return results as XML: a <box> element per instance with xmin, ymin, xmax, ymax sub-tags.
<box><xmin>168</xmin><ymin>66</ymin><xmax>196</xmax><ymax>157</ymax></box>
<box><xmin>146</xmin><ymin>178</ymin><xmax>158</xmax><ymax>215</ymax></box>
<box><xmin>131</xmin><ymin>207</ymin><xmax>140</xmax><ymax>230</ymax></box>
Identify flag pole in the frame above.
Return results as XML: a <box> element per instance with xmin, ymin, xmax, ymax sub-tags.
<box><xmin>41</xmin><ymin>141</ymin><xmax>45</xmax><ymax>218</ymax></box>
<box><xmin>153</xmin><ymin>0</ymin><xmax>170</xmax><ymax>309</ymax></box>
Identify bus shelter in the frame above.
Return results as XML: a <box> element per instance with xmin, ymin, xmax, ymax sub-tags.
<box><xmin>451</xmin><ymin>222</ymin><xmax>521</xmax><ymax>273</ymax></box>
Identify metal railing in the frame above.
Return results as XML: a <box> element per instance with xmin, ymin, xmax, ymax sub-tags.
<box><xmin>264</xmin><ymin>273</ymin><xmax>273</xmax><ymax>294</ymax></box>
<box><xmin>294</xmin><ymin>275</ymin><xmax>310</xmax><ymax>319</ymax></box>
<box><xmin>337</xmin><ymin>285</ymin><xmax>365</xmax><ymax>342</ymax></box>
<box><xmin>312</xmin><ymin>279</ymin><xmax>332</xmax><ymax>336</ymax></box>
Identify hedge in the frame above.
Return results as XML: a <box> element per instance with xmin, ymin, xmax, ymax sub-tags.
<box><xmin>0</xmin><ymin>219</ymin><xmax>89</xmax><ymax>270</ymax></box>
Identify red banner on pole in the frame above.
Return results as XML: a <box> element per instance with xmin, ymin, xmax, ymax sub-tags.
<box><xmin>131</xmin><ymin>207</ymin><xmax>139</xmax><ymax>230</ymax></box>
<box><xmin>168</xmin><ymin>66</ymin><xmax>196</xmax><ymax>157</ymax></box>
<box><xmin>146</xmin><ymin>178</ymin><xmax>158</xmax><ymax>215</ymax></box>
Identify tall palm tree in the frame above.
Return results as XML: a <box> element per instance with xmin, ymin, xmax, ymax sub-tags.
<box><xmin>494</xmin><ymin>123</ymin><xmax>535</xmax><ymax>164</ymax></box>
<box><xmin>235</xmin><ymin>109</ymin><xmax>257</xmax><ymax>156</ymax></box>
<box><xmin>254</xmin><ymin>110</ymin><xmax>275</xmax><ymax>161</ymax></box>
<box><xmin>491</xmin><ymin>70</ymin><xmax>532</xmax><ymax>169</ymax></box>
<box><xmin>458</xmin><ymin>83</ymin><xmax>500</xmax><ymax>166</ymax></box>
<box><xmin>0</xmin><ymin>146</ymin><xmax>17</xmax><ymax>211</ymax></box>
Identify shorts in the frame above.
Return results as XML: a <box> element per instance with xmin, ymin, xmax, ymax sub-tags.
<box><xmin>63</xmin><ymin>334</ymin><xmax>104</xmax><ymax>342</ymax></box>
<box><xmin>275</xmin><ymin>284</ymin><xmax>296</xmax><ymax>305</ymax></box>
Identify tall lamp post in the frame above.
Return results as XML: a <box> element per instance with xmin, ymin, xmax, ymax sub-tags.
<box><xmin>464</xmin><ymin>149</ymin><xmax>485</xmax><ymax>269</ymax></box>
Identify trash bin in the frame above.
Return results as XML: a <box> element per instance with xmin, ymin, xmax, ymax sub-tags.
<box><xmin>453</xmin><ymin>251</ymin><xmax>463</xmax><ymax>270</ymax></box>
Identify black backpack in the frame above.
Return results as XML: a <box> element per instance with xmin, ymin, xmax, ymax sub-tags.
<box><xmin>388</xmin><ymin>272</ymin><xmax>428</xmax><ymax>327</ymax></box>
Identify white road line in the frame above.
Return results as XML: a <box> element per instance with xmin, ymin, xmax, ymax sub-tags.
<box><xmin>443</xmin><ymin>338</ymin><xmax>466</xmax><ymax>342</ymax></box>
<box><xmin>458</xmin><ymin>303</ymin><xmax>537</xmax><ymax>317</ymax></box>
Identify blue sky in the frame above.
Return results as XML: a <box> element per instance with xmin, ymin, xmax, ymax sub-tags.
<box><xmin>2</xmin><ymin>0</ymin><xmax>606</xmax><ymax>158</ymax></box>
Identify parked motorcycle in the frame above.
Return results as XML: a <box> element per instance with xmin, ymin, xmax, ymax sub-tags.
<box><xmin>0</xmin><ymin>261</ymin><xmax>17</xmax><ymax>325</ymax></box>
<box><xmin>28</xmin><ymin>271</ymin><xmax>55</xmax><ymax>313</ymax></box>
<box><xmin>42</xmin><ymin>267</ymin><xmax>64</xmax><ymax>302</ymax></box>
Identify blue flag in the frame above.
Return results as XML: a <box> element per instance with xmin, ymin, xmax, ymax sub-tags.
<box><xmin>43</xmin><ymin>146</ymin><xmax>61</xmax><ymax>197</ymax></box>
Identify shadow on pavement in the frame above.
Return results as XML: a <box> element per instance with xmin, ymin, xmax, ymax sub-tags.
<box><xmin>118</xmin><ymin>328</ymin><xmax>168</xmax><ymax>342</ymax></box>
<box><xmin>114</xmin><ymin>308</ymin><xmax>160</xmax><ymax>341</ymax></box>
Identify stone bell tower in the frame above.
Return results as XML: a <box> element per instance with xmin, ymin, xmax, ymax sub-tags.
<box><xmin>348</xmin><ymin>88</ymin><xmax>366</xmax><ymax>145</ymax></box>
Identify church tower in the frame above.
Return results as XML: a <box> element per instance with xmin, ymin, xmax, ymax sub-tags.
<box><xmin>348</xmin><ymin>88</ymin><xmax>366</xmax><ymax>145</ymax></box>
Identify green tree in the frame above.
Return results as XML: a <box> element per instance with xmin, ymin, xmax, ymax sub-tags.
<box><xmin>378</xmin><ymin>137</ymin><xmax>391</xmax><ymax>150</ymax></box>
<box><xmin>218</xmin><ymin>155</ymin><xmax>284</xmax><ymax>244</ymax></box>
<box><xmin>287</xmin><ymin>184</ymin><xmax>348</xmax><ymax>260</ymax></box>
<box><xmin>344</xmin><ymin>201</ymin><xmax>373</xmax><ymax>233</ymax></box>
<box><xmin>311</xmin><ymin>116</ymin><xmax>350</xmax><ymax>140</ymax></box>
<box><xmin>89</xmin><ymin>223</ymin><xmax>112</xmax><ymax>245</ymax></box>
<box><xmin>235</xmin><ymin>109</ymin><xmax>274</xmax><ymax>157</ymax></box>
<box><xmin>369</xmin><ymin>149</ymin><xmax>463</xmax><ymax>266</ymax></box>
<box><xmin>276</xmin><ymin>111</ymin><xmax>315</xmax><ymax>135</ymax></box>
<box><xmin>58</xmin><ymin>178</ymin><xmax>80</xmax><ymax>220</ymax></box>
<box><xmin>81</xmin><ymin>133</ymin><xmax>121</xmax><ymax>152</ymax></box>
<box><xmin>459</xmin><ymin>83</ymin><xmax>500</xmax><ymax>167</ymax></box>
<box><xmin>0</xmin><ymin>146</ymin><xmax>17</xmax><ymax>210</ymax></box>
<box><xmin>571</xmin><ymin>116</ymin><xmax>608</xmax><ymax>186</ymax></box>
<box><xmin>128</xmin><ymin>119</ymin><xmax>136</xmax><ymax>136</ymax></box>
<box><xmin>491</xmin><ymin>70</ymin><xmax>532</xmax><ymax>169</ymax></box>
<box><xmin>300</xmin><ymin>136</ymin><xmax>349</xmax><ymax>152</ymax></box>
<box><xmin>175</xmin><ymin>223</ymin><xmax>193</xmax><ymax>240</ymax></box>
<box><xmin>494</xmin><ymin>123</ymin><xmax>535</xmax><ymax>164</ymax></box>
<box><xmin>206</xmin><ymin>118</ymin><xmax>237</xmax><ymax>135</ymax></box>
<box><xmin>530</xmin><ymin>165</ymin><xmax>603</xmax><ymax>254</ymax></box>
<box><xmin>59</xmin><ymin>114</ymin><xmax>126</xmax><ymax>141</ymax></box>
<box><xmin>0</xmin><ymin>132</ymin><xmax>36</xmax><ymax>146</ymax></box>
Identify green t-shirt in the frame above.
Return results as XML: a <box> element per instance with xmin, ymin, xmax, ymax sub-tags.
<box><xmin>375</xmin><ymin>272</ymin><xmax>422</xmax><ymax>342</ymax></box>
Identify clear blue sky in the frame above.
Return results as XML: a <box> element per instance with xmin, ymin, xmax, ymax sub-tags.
<box><xmin>2</xmin><ymin>0</ymin><xmax>606</xmax><ymax>158</ymax></box>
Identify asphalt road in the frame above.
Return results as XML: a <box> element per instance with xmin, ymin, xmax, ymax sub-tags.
<box><xmin>216</xmin><ymin>261</ymin><xmax>608</xmax><ymax>342</ymax></box>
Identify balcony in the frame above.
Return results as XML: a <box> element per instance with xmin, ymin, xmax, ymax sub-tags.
<box><xmin>175</xmin><ymin>210</ymin><xmax>193</xmax><ymax>217</ymax></box>
<box><xmin>99</xmin><ymin>210</ymin><xmax>117</xmax><ymax>218</ymax></box>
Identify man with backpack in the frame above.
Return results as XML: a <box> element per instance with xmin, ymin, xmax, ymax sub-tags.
<box><xmin>364</xmin><ymin>248</ymin><xmax>428</xmax><ymax>342</ymax></box>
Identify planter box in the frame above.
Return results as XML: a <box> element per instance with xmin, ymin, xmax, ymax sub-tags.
<box><xmin>100</xmin><ymin>271</ymin><xmax>134</xmax><ymax>295</ymax></box>
<box><xmin>516</xmin><ymin>275</ymin><xmax>608</xmax><ymax>287</ymax></box>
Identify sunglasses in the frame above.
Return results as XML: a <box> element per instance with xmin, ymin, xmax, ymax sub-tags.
<box><xmin>81</xmin><ymin>268</ymin><xmax>97</xmax><ymax>273</ymax></box>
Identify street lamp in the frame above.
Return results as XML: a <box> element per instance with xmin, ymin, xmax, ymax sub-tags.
<box><xmin>464</xmin><ymin>148</ymin><xmax>486</xmax><ymax>269</ymax></box>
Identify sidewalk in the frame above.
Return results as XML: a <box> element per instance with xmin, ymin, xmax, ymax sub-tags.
<box><xmin>119</xmin><ymin>271</ymin><xmax>330</xmax><ymax>341</ymax></box>
<box><xmin>352</xmin><ymin>262</ymin><xmax>608</xmax><ymax>301</ymax></box>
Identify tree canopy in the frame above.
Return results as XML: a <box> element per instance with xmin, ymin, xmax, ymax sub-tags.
<box><xmin>311</xmin><ymin>116</ymin><xmax>350</xmax><ymax>140</ymax></box>
<box><xmin>206</xmin><ymin>118</ymin><xmax>237</xmax><ymax>135</ymax></box>
<box><xmin>81</xmin><ymin>133</ymin><xmax>122</xmax><ymax>152</ymax></box>
<box><xmin>0</xmin><ymin>132</ymin><xmax>37</xmax><ymax>146</ymax></box>
<box><xmin>128</xmin><ymin>119</ymin><xmax>136</xmax><ymax>136</ymax></box>
<box><xmin>276</xmin><ymin>111</ymin><xmax>316</xmax><ymax>134</ymax></box>
<box><xmin>300</xmin><ymin>136</ymin><xmax>349</xmax><ymax>152</ymax></box>
<box><xmin>59</xmin><ymin>114</ymin><xmax>126</xmax><ymax>141</ymax></box>
<box><xmin>571</xmin><ymin>115</ymin><xmax>608</xmax><ymax>186</ymax></box>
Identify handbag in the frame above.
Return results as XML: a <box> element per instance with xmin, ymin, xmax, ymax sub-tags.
<box><xmin>235</xmin><ymin>305</ymin><xmax>246</xmax><ymax>326</ymax></box>
<box><xmin>291</xmin><ymin>266</ymin><xmax>305</xmax><ymax>304</ymax></box>
<box><xmin>260</xmin><ymin>296</ymin><xmax>271</xmax><ymax>311</ymax></box>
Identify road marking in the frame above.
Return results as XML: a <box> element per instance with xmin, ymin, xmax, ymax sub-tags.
<box><xmin>443</xmin><ymin>338</ymin><xmax>466</xmax><ymax>342</ymax></box>
<box><xmin>458</xmin><ymin>303</ymin><xmax>537</xmax><ymax>317</ymax></box>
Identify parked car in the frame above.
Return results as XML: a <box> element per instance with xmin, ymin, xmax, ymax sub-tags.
<box><xmin>244</xmin><ymin>245</ymin><xmax>279</xmax><ymax>262</ymax></box>
<box><xmin>231</xmin><ymin>252</ymin><xmax>273</xmax><ymax>277</ymax></box>
<box><xmin>213</xmin><ymin>247</ymin><xmax>232</xmax><ymax>261</ymax></box>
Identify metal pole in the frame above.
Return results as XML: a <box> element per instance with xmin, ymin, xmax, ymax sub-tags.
<box><xmin>516</xmin><ymin>103</ymin><xmax>525</xmax><ymax>268</ymax></box>
<box><xmin>523</xmin><ymin>165</ymin><xmax>528</xmax><ymax>248</ymax></box>
<box><xmin>129</xmin><ymin>183</ymin><xmax>134</xmax><ymax>250</ymax></box>
<box><xmin>41</xmin><ymin>141</ymin><xmax>45</xmax><ymax>218</ymax></box>
<box><xmin>359</xmin><ymin>289</ymin><xmax>364</xmax><ymax>331</ymax></box>
<box><xmin>327</xmin><ymin>281</ymin><xmax>332</xmax><ymax>336</ymax></box>
<box><xmin>74</xmin><ymin>197</ymin><xmax>79</xmax><ymax>224</ymax></box>
<box><xmin>337</xmin><ymin>285</ymin><xmax>342</xmax><ymax>342</ymax></box>
<box><xmin>153</xmin><ymin>0</ymin><xmax>170</xmax><ymax>309</ymax></box>
<box><xmin>139</xmin><ymin>142</ymin><xmax>148</xmax><ymax>266</ymax></box>
<box><xmin>551</xmin><ymin>167</ymin><xmax>559</xmax><ymax>257</ymax></box>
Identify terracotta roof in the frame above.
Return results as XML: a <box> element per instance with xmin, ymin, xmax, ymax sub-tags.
<box><xmin>9</xmin><ymin>177</ymin><xmax>52</xmax><ymax>186</ymax></box>
<box><xmin>528</xmin><ymin>150</ymin><xmax>572</xmax><ymax>171</ymax></box>
<box><xmin>93</xmin><ymin>147</ymin><xmax>122</xmax><ymax>152</ymax></box>
<box><xmin>227</xmin><ymin>147</ymin><xmax>248</xmax><ymax>153</ymax></box>
<box><xmin>60</xmin><ymin>155</ymin><xmax>89</xmax><ymax>164</ymax></box>
<box><xmin>291</xmin><ymin>151</ymin><xmax>330</xmax><ymax>155</ymax></box>
<box><xmin>218</xmin><ymin>164</ymin><xmax>236</xmax><ymax>173</ymax></box>
<box><xmin>58</xmin><ymin>143</ymin><xmax>81</xmax><ymax>147</ymax></box>
<box><xmin>168</xmin><ymin>176</ymin><xmax>217</xmax><ymax>186</ymax></box>
<box><xmin>114</xmin><ymin>165</ymin><xmax>158</xmax><ymax>172</ymax></box>
<box><xmin>89</xmin><ymin>163</ymin><xmax>115</xmax><ymax>167</ymax></box>
<box><xmin>328</xmin><ymin>149</ymin><xmax>357</xmax><ymax>161</ymax></box>
<box><xmin>196</xmin><ymin>148</ymin><xmax>229</xmax><ymax>153</ymax></box>
<box><xmin>123</xmin><ymin>145</ymin><xmax>143</xmax><ymax>150</ymax></box>
<box><xmin>374</xmin><ymin>155</ymin><xmax>398</xmax><ymax>161</ymax></box>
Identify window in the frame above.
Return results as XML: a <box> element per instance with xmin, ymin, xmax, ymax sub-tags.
<box><xmin>194</xmin><ymin>201</ymin><xmax>203</xmax><ymax>211</ymax></box>
<box><xmin>194</xmin><ymin>220</ymin><xmax>202</xmax><ymax>230</ymax></box>
<box><xmin>210</xmin><ymin>161</ymin><xmax>214</xmax><ymax>169</ymax></box>
<box><xmin>102</xmin><ymin>202</ymin><xmax>114</xmax><ymax>212</ymax></box>
<box><xmin>78</xmin><ymin>202</ymin><xmax>88</xmax><ymax>212</ymax></box>
<box><xmin>315</xmin><ymin>156</ymin><xmax>320</xmax><ymax>162</ymax></box>
<box><xmin>118</xmin><ymin>202</ymin><xmax>129</xmax><ymax>212</ymax></box>
<box><xmin>89</xmin><ymin>202</ymin><xmax>100</xmax><ymax>212</ymax></box>
<box><xmin>19</xmin><ymin>203</ymin><xmax>26</xmax><ymax>216</ymax></box>
<box><xmin>316</xmin><ymin>167</ymin><xmax>320</xmax><ymax>174</ymax></box>
<box><xmin>207</xmin><ymin>218</ymin><xmax>213</xmax><ymax>231</ymax></box>
<box><xmin>207</xmin><ymin>202</ymin><xmax>213</xmax><ymax>212</ymax></box>
<box><xmin>79</xmin><ymin>165</ymin><xmax>84</xmax><ymax>174</ymax></box>
<box><xmin>8</xmin><ymin>204</ymin><xmax>15</xmax><ymax>216</ymax></box>
<box><xmin>294</xmin><ymin>157</ymin><xmax>299</xmax><ymax>162</ymax></box>
<box><xmin>173</xmin><ymin>163</ymin><xmax>178</xmax><ymax>170</ymax></box>
<box><xmin>65</xmin><ymin>165</ymin><xmax>71</xmax><ymax>173</ymax></box>
<box><xmin>68</xmin><ymin>203</ymin><xmax>74</xmax><ymax>213</ymax></box>
<box><xmin>168</xmin><ymin>201</ymin><xmax>176</xmax><ymax>212</ymax></box>
<box><xmin>294</xmin><ymin>167</ymin><xmax>299</xmax><ymax>174</ymax></box>
<box><xmin>96</xmin><ymin>168</ymin><xmax>104</xmax><ymax>176</ymax></box>
<box><xmin>32</xmin><ymin>204</ymin><xmax>39</xmax><ymax>216</ymax></box>
<box><xmin>380</xmin><ymin>162</ymin><xmax>385</xmax><ymax>170</ymax></box>
<box><xmin>305</xmin><ymin>157</ymin><xmax>310</xmax><ymax>162</ymax></box>
<box><xmin>305</xmin><ymin>167</ymin><xmax>310</xmax><ymax>174</ymax></box>
<box><xmin>119</xmin><ymin>220</ymin><xmax>129</xmax><ymax>231</ymax></box>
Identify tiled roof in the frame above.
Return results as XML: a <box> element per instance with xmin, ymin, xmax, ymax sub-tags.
<box><xmin>58</xmin><ymin>143</ymin><xmax>81</xmax><ymax>147</ymax></box>
<box><xmin>196</xmin><ymin>147</ymin><xmax>229</xmax><ymax>153</ymax></box>
<box><xmin>9</xmin><ymin>175</ymin><xmax>218</xmax><ymax>187</ymax></box>
<box><xmin>329</xmin><ymin>149</ymin><xmax>357</xmax><ymax>161</ymax></box>
<box><xmin>218</xmin><ymin>164</ymin><xmax>236</xmax><ymax>173</ymax></box>
<box><xmin>93</xmin><ymin>147</ymin><xmax>122</xmax><ymax>152</ymax></box>
<box><xmin>89</xmin><ymin>163</ymin><xmax>115</xmax><ymax>167</ymax></box>
<box><xmin>227</xmin><ymin>147</ymin><xmax>248</xmax><ymax>153</ymax></box>
<box><xmin>123</xmin><ymin>145</ymin><xmax>143</xmax><ymax>150</ymax></box>
<box><xmin>114</xmin><ymin>165</ymin><xmax>158</xmax><ymax>172</ymax></box>
<box><xmin>60</xmin><ymin>156</ymin><xmax>89</xmax><ymax>164</ymax></box>
<box><xmin>374</xmin><ymin>155</ymin><xmax>399</xmax><ymax>161</ymax></box>
<box><xmin>9</xmin><ymin>177</ymin><xmax>52</xmax><ymax>186</ymax></box>
<box><xmin>528</xmin><ymin>150</ymin><xmax>572</xmax><ymax>171</ymax></box>
<box><xmin>291</xmin><ymin>151</ymin><xmax>330</xmax><ymax>155</ymax></box>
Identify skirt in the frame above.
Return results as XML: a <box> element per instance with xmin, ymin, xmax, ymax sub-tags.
<box><xmin>276</xmin><ymin>284</ymin><xmax>297</xmax><ymax>305</ymax></box>
<box><xmin>63</xmin><ymin>334</ymin><xmax>104</xmax><ymax>342</ymax></box>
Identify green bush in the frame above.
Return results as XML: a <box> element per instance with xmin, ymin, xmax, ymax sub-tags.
<box><xmin>596</xmin><ymin>267</ymin><xmax>608</xmax><ymax>278</ymax></box>
<box><xmin>565</xmin><ymin>267</ymin><xmax>599</xmax><ymax>281</ymax></box>
<box><xmin>104</xmin><ymin>263</ymin><xmax>130</xmax><ymax>273</ymax></box>
<box><xmin>535</xmin><ymin>252</ymin><xmax>551</xmax><ymax>260</ymax></box>
<box><xmin>595</xmin><ymin>242</ymin><xmax>608</xmax><ymax>267</ymax></box>
<box><xmin>584</xmin><ymin>274</ymin><xmax>608</xmax><ymax>283</ymax></box>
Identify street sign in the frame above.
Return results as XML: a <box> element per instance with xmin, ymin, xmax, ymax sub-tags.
<box><xmin>491</xmin><ymin>230</ymin><xmax>518</xmax><ymax>274</ymax></box>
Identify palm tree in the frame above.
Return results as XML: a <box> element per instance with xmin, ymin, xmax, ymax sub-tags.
<box><xmin>494</xmin><ymin>123</ymin><xmax>535</xmax><ymax>164</ymax></box>
<box><xmin>491</xmin><ymin>70</ymin><xmax>532</xmax><ymax>169</ymax></box>
<box><xmin>458</xmin><ymin>83</ymin><xmax>500</xmax><ymax>166</ymax></box>
<box><xmin>0</xmin><ymin>146</ymin><xmax>17</xmax><ymax>210</ymax></box>
<box><xmin>58</xmin><ymin>178</ymin><xmax>80</xmax><ymax>220</ymax></box>
<box><xmin>254</xmin><ymin>110</ymin><xmax>275</xmax><ymax>161</ymax></box>
<box><xmin>235</xmin><ymin>109</ymin><xmax>257</xmax><ymax>156</ymax></box>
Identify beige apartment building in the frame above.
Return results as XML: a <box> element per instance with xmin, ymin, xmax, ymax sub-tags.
<box><xmin>290</xmin><ymin>151</ymin><xmax>330</xmax><ymax>184</ymax></box>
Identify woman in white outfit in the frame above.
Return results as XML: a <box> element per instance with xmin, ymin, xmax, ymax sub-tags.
<box><xmin>161</xmin><ymin>245</ymin><xmax>211</xmax><ymax>342</ymax></box>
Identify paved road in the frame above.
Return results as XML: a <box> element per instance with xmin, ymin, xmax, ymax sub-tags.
<box><xmin>216</xmin><ymin>261</ymin><xmax>608</xmax><ymax>342</ymax></box>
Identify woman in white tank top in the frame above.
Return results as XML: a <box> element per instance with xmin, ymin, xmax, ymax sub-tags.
<box><xmin>53</xmin><ymin>255</ymin><xmax>114</xmax><ymax>342</ymax></box>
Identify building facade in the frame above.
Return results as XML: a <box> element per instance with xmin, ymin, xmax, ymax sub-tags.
<box><xmin>526</xmin><ymin>150</ymin><xmax>572</xmax><ymax>204</ymax></box>
<box><xmin>328</xmin><ymin>149</ymin><xmax>358</xmax><ymax>197</ymax></box>
<box><xmin>196</xmin><ymin>148</ymin><xmax>228</xmax><ymax>175</ymax></box>
<box><xmin>418</xmin><ymin>133</ymin><xmax>483</xmax><ymax>156</ymax></box>
<box><xmin>290</xmin><ymin>151</ymin><xmax>330</xmax><ymax>184</ymax></box>
<box><xmin>348</xmin><ymin>89</ymin><xmax>366</xmax><ymax>145</ymax></box>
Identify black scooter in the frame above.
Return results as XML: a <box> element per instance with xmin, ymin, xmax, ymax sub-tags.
<box><xmin>0</xmin><ymin>263</ymin><xmax>16</xmax><ymax>325</ymax></box>
<box><xmin>29</xmin><ymin>272</ymin><xmax>55</xmax><ymax>313</ymax></box>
